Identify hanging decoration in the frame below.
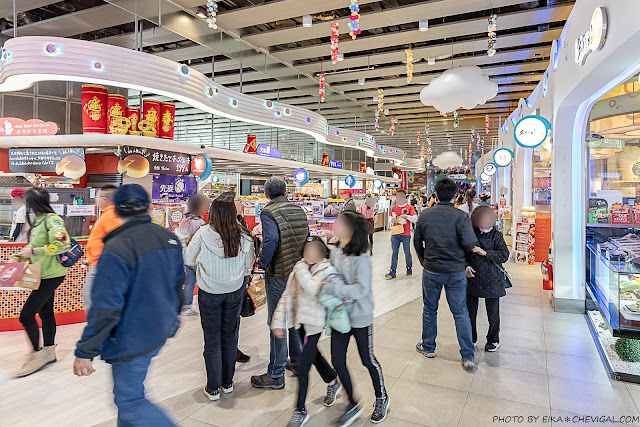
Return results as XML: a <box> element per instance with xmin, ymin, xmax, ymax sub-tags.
<box><xmin>348</xmin><ymin>0</ymin><xmax>361</xmax><ymax>40</ymax></box>
<box><xmin>468</xmin><ymin>141</ymin><xmax>472</xmax><ymax>164</ymax></box>
<box><xmin>485</xmin><ymin>114</ymin><xmax>490</xmax><ymax>134</ymax></box>
<box><xmin>205</xmin><ymin>1</ymin><xmax>218</xmax><ymax>29</ymax></box>
<box><xmin>481</xmin><ymin>136</ymin><xmax>485</xmax><ymax>151</ymax></box>
<box><xmin>331</xmin><ymin>23</ymin><xmax>340</xmax><ymax>64</ymax></box>
<box><xmin>405</xmin><ymin>49</ymin><xmax>414</xmax><ymax>83</ymax></box>
<box><xmin>319</xmin><ymin>73</ymin><xmax>326</xmax><ymax>103</ymax></box>
<box><xmin>375</xmin><ymin>88</ymin><xmax>384</xmax><ymax>130</ymax></box>
<box><xmin>453</xmin><ymin>110</ymin><xmax>459</xmax><ymax>128</ymax></box>
<box><xmin>390</xmin><ymin>117</ymin><xmax>396</xmax><ymax>135</ymax></box>
<box><xmin>487</xmin><ymin>14</ymin><xmax>497</xmax><ymax>57</ymax></box>
<box><xmin>417</xmin><ymin>132</ymin><xmax>420</xmax><ymax>146</ymax></box>
<box><xmin>476</xmin><ymin>132</ymin><xmax>481</xmax><ymax>149</ymax></box>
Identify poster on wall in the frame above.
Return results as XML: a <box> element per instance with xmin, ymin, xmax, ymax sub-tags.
<box><xmin>120</xmin><ymin>146</ymin><xmax>190</xmax><ymax>176</ymax></box>
<box><xmin>588</xmin><ymin>198</ymin><xmax>609</xmax><ymax>224</ymax></box>
<box><xmin>152</xmin><ymin>175</ymin><xmax>197</xmax><ymax>203</ymax></box>
<box><xmin>9</xmin><ymin>148</ymin><xmax>85</xmax><ymax>175</ymax></box>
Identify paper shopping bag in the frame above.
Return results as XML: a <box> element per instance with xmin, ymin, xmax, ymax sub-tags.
<box><xmin>390</xmin><ymin>224</ymin><xmax>404</xmax><ymax>235</ymax></box>
<box><xmin>0</xmin><ymin>262</ymin><xmax>28</xmax><ymax>288</ymax></box>
<box><xmin>247</xmin><ymin>278</ymin><xmax>267</xmax><ymax>308</ymax></box>
<box><xmin>17</xmin><ymin>263</ymin><xmax>42</xmax><ymax>290</ymax></box>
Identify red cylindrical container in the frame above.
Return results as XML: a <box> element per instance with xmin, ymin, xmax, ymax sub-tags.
<box><xmin>81</xmin><ymin>84</ymin><xmax>107</xmax><ymax>134</ymax></box>
<box><xmin>159</xmin><ymin>102</ymin><xmax>175</xmax><ymax>140</ymax></box>
<box><xmin>107</xmin><ymin>94</ymin><xmax>127</xmax><ymax>134</ymax></box>
<box><xmin>142</xmin><ymin>99</ymin><xmax>160</xmax><ymax>137</ymax></box>
<box><xmin>126</xmin><ymin>106</ymin><xmax>140</xmax><ymax>135</ymax></box>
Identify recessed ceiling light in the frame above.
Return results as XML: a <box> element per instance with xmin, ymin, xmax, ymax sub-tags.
<box><xmin>303</xmin><ymin>15</ymin><xmax>312</xmax><ymax>28</ymax></box>
<box><xmin>337</xmin><ymin>53</ymin><xmax>344</xmax><ymax>62</ymax></box>
<box><xmin>419</xmin><ymin>20</ymin><xmax>428</xmax><ymax>32</ymax></box>
<box><xmin>358</xmin><ymin>78</ymin><xmax>365</xmax><ymax>85</ymax></box>
<box><xmin>427</xmin><ymin>57</ymin><xmax>435</xmax><ymax>65</ymax></box>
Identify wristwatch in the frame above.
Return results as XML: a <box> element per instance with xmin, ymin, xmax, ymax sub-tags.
<box><xmin>31</xmin><ymin>247</ymin><xmax>37</xmax><ymax>256</ymax></box>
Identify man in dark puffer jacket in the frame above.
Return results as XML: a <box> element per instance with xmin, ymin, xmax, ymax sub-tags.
<box><xmin>73</xmin><ymin>184</ymin><xmax>185</xmax><ymax>426</ymax></box>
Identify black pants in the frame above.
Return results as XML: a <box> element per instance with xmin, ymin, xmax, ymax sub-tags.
<box><xmin>366</xmin><ymin>218</ymin><xmax>374</xmax><ymax>253</ymax></box>
<box><xmin>198</xmin><ymin>286</ymin><xmax>244</xmax><ymax>390</ymax></box>
<box><xmin>466</xmin><ymin>295</ymin><xmax>500</xmax><ymax>344</ymax></box>
<box><xmin>331</xmin><ymin>325</ymin><xmax>386</xmax><ymax>404</ymax></box>
<box><xmin>296</xmin><ymin>325</ymin><xmax>337</xmax><ymax>411</ymax></box>
<box><xmin>19</xmin><ymin>275</ymin><xmax>66</xmax><ymax>352</ymax></box>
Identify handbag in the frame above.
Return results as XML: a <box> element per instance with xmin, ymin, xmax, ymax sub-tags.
<box><xmin>477</xmin><ymin>237</ymin><xmax>512</xmax><ymax>289</ymax></box>
<box><xmin>241</xmin><ymin>291</ymin><xmax>256</xmax><ymax>317</ymax></box>
<box><xmin>43</xmin><ymin>215</ymin><xmax>84</xmax><ymax>267</ymax></box>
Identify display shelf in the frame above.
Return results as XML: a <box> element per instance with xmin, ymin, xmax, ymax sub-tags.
<box><xmin>588</xmin><ymin>223</ymin><xmax>640</xmax><ymax>229</ymax></box>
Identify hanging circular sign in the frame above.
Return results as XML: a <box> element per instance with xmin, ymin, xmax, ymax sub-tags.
<box><xmin>191</xmin><ymin>154</ymin><xmax>212</xmax><ymax>181</ymax></box>
<box><xmin>514</xmin><ymin>115</ymin><xmax>551</xmax><ymax>148</ymax></box>
<box><xmin>212</xmin><ymin>175</ymin><xmax>220</xmax><ymax>183</ymax></box>
<box><xmin>483</xmin><ymin>162</ymin><xmax>498</xmax><ymax>176</ymax></box>
<box><xmin>632</xmin><ymin>162</ymin><xmax>640</xmax><ymax>177</ymax></box>
<box><xmin>294</xmin><ymin>168</ymin><xmax>309</xmax><ymax>185</ymax></box>
<box><xmin>480</xmin><ymin>172</ymin><xmax>491</xmax><ymax>182</ymax></box>
<box><xmin>499</xmin><ymin>187</ymin><xmax>508</xmax><ymax>195</ymax></box>
<box><xmin>493</xmin><ymin>147</ymin><xmax>514</xmax><ymax>167</ymax></box>
<box><xmin>373</xmin><ymin>179</ymin><xmax>383</xmax><ymax>189</ymax></box>
<box><xmin>344</xmin><ymin>175</ymin><xmax>356</xmax><ymax>188</ymax></box>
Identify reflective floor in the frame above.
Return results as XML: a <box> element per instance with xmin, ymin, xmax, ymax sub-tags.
<box><xmin>0</xmin><ymin>232</ymin><xmax>636</xmax><ymax>426</ymax></box>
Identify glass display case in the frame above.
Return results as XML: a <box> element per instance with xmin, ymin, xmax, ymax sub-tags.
<box><xmin>586</xmin><ymin>226</ymin><xmax>640</xmax><ymax>337</ymax></box>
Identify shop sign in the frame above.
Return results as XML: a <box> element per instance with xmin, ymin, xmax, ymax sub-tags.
<box><xmin>152</xmin><ymin>175</ymin><xmax>197</xmax><ymax>203</ymax></box>
<box><xmin>294</xmin><ymin>168</ymin><xmax>309</xmax><ymax>185</ymax></box>
<box><xmin>0</xmin><ymin>118</ymin><xmax>58</xmax><ymax>136</ymax></box>
<box><xmin>120</xmin><ymin>146</ymin><xmax>190</xmax><ymax>176</ymax></box>
<box><xmin>257</xmin><ymin>144</ymin><xmax>282</xmax><ymax>159</ymax></box>
<box><xmin>493</xmin><ymin>148</ymin><xmax>514</xmax><ymax>167</ymax></box>
<box><xmin>8</xmin><ymin>148</ymin><xmax>85</xmax><ymax>174</ymax></box>
<box><xmin>329</xmin><ymin>159</ymin><xmax>342</xmax><ymax>169</ymax></box>
<box><xmin>66</xmin><ymin>204</ymin><xmax>96</xmax><ymax>217</ymax></box>
<box><xmin>373</xmin><ymin>179</ymin><xmax>383</xmax><ymax>189</ymax></box>
<box><xmin>575</xmin><ymin>7</ymin><xmax>607</xmax><ymax>65</ymax></box>
<box><xmin>344</xmin><ymin>175</ymin><xmax>356</xmax><ymax>188</ymax></box>
<box><xmin>632</xmin><ymin>162</ymin><xmax>640</xmax><ymax>177</ymax></box>
<box><xmin>243</xmin><ymin>134</ymin><xmax>257</xmax><ymax>154</ymax></box>
<box><xmin>483</xmin><ymin>163</ymin><xmax>498</xmax><ymax>176</ymax></box>
<box><xmin>447</xmin><ymin>174</ymin><xmax>467</xmax><ymax>180</ymax></box>
<box><xmin>514</xmin><ymin>115</ymin><xmax>551</xmax><ymax>148</ymax></box>
<box><xmin>191</xmin><ymin>154</ymin><xmax>212</xmax><ymax>181</ymax></box>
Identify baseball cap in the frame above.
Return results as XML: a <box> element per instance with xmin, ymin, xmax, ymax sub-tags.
<box><xmin>114</xmin><ymin>184</ymin><xmax>150</xmax><ymax>208</ymax></box>
<box><xmin>10</xmin><ymin>188</ymin><xmax>27</xmax><ymax>198</ymax></box>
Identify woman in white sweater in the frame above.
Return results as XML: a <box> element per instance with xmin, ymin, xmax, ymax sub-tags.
<box><xmin>183</xmin><ymin>194</ymin><xmax>255</xmax><ymax>402</ymax></box>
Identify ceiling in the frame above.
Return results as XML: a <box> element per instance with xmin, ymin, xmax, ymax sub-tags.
<box><xmin>0</xmin><ymin>0</ymin><xmax>575</xmax><ymax>160</ymax></box>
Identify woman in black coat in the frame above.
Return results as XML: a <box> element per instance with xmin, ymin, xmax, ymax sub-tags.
<box><xmin>465</xmin><ymin>206</ymin><xmax>510</xmax><ymax>352</ymax></box>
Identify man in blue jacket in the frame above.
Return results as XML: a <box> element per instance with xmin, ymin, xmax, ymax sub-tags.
<box><xmin>73</xmin><ymin>184</ymin><xmax>185</xmax><ymax>426</ymax></box>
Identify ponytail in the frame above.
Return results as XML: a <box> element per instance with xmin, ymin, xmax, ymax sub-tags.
<box><xmin>465</xmin><ymin>189</ymin><xmax>476</xmax><ymax>213</ymax></box>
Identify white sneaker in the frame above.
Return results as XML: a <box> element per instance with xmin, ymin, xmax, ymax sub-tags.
<box><xmin>181</xmin><ymin>308</ymin><xmax>197</xmax><ymax>316</ymax></box>
<box><xmin>221</xmin><ymin>384</ymin><xmax>233</xmax><ymax>394</ymax></box>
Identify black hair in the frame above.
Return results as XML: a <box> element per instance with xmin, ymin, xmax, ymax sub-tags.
<box><xmin>24</xmin><ymin>188</ymin><xmax>55</xmax><ymax>236</ymax></box>
<box><xmin>396</xmin><ymin>189</ymin><xmax>407</xmax><ymax>196</ymax></box>
<box><xmin>301</xmin><ymin>236</ymin><xmax>330</xmax><ymax>260</ymax></box>
<box><xmin>338</xmin><ymin>211</ymin><xmax>369</xmax><ymax>256</ymax></box>
<box><xmin>465</xmin><ymin>188</ymin><xmax>477</xmax><ymax>213</ymax></box>
<box><xmin>99</xmin><ymin>184</ymin><xmax>117</xmax><ymax>202</ymax></box>
<box><xmin>434</xmin><ymin>177</ymin><xmax>457</xmax><ymax>202</ymax></box>
<box><xmin>115</xmin><ymin>198</ymin><xmax>149</xmax><ymax>218</ymax></box>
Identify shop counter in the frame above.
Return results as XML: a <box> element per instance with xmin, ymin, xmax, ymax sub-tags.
<box><xmin>0</xmin><ymin>240</ymin><xmax>87</xmax><ymax>332</ymax></box>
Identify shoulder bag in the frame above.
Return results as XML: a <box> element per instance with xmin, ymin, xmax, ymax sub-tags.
<box><xmin>477</xmin><ymin>236</ymin><xmax>512</xmax><ymax>289</ymax></box>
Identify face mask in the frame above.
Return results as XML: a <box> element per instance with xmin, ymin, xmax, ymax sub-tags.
<box><xmin>479</xmin><ymin>227</ymin><xmax>493</xmax><ymax>233</ymax></box>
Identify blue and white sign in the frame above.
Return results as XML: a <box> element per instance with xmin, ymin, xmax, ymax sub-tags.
<box><xmin>493</xmin><ymin>147</ymin><xmax>514</xmax><ymax>167</ymax></box>
<box><xmin>514</xmin><ymin>115</ymin><xmax>551</xmax><ymax>148</ymax></box>
<box><xmin>483</xmin><ymin>163</ymin><xmax>498</xmax><ymax>176</ymax></box>
<box><xmin>373</xmin><ymin>179</ymin><xmax>383</xmax><ymax>190</ymax></box>
<box><xmin>257</xmin><ymin>144</ymin><xmax>282</xmax><ymax>159</ymax></box>
<box><xmin>344</xmin><ymin>175</ymin><xmax>356</xmax><ymax>188</ymax></box>
<box><xmin>329</xmin><ymin>159</ymin><xmax>342</xmax><ymax>169</ymax></box>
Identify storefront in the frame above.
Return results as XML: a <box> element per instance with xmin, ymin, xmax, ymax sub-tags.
<box><xmin>496</xmin><ymin>0</ymin><xmax>640</xmax><ymax>381</ymax></box>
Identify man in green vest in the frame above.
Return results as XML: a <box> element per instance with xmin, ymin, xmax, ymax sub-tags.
<box><xmin>251</xmin><ymin>177</ymin><xmax>308</xmax><ymax>390</ymax></box>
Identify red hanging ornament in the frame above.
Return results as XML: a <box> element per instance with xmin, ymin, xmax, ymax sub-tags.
<box><xmin>331</xmin><ymin>23</ymin><xmax>340</xmax><ymax>64</ymax></box>
<box><xmin>485</xmin><ymin>114</ymin><xmax>490</xmax><ymax>134</ymax></box>
<box><xmin>319</xmin><ymin>73</ymin><xmax>326</xmax><ymax>103</ymax></box>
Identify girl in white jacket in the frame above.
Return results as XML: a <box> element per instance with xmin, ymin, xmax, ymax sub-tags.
<box><xmin>272</xmin><ymin>237</ymin><xmax>340</xmax><ymax>427</ymax></box>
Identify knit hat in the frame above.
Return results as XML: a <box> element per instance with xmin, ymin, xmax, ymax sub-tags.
<box><xmin>10</xmin><ymin>188</ymin><xmax>27</xmax><ymax>198</ymax></box>
<box><xmin>114</xmin><ymin>184</ymin><xmax>150</xmax><ymax>208</ymax></box>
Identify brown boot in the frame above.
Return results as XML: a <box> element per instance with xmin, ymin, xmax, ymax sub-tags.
<box><xmin>15</xmin><ymin>349</ymin><xmax>49</xmax><ymax>378</ymax></box>
<box><xmin>43</xmin><ymin>345</ymin><xmax>57</xmax><ymax>364</ymax></box>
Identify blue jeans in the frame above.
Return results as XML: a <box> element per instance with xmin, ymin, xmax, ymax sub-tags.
<box><xmin>198</xmin><ymin>285</ymin><xmax>244</xmax><ymax>389</ymax></box>
<box><xmin>390</xmin><ymin>234</ymin><xmax>412</xmax><ymax>271</ymax></box>
<box><xmin>183</xmin><ymin>265</ymin><xmax>197</xmax><ymax>308</ymax></box>
<box><xmin>421</xmin><ymin>269</ymin><xmax>474</xmax><ymax>361</ymax></box>
<box><xmin>265</xmin><ymin>274</ymin><xmax>302</xmax><ymax>378</ymax></box>
<box><xmin>111</xmin><ymin>346</ymin><xmax>175</xmax><ymax>427</ymax></box>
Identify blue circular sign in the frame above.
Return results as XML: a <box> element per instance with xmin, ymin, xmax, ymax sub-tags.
<box><xmin>345</xmin><ymin>175</ymin><xmax>356</xmax><ymax>188</ymax></box>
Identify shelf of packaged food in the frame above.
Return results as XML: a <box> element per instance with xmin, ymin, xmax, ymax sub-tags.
<box><xmin>588</xmin><ymin>223</ymin><xmax>640</xmax><ymax>229</ymax></box>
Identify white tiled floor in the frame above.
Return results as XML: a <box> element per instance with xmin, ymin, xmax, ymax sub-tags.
<box><xmin>1</xmin><ymin>231</ymin><xmax>638</xmax><ymax>426</ymax></box>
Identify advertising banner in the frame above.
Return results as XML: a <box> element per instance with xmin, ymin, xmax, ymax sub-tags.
<box><xmin>120</xmin><ymin>146</ymin><xmax>190</xmax><ymax>176</ymax></box>
<box><xmin>9</xmin><ymin>148</ymin><xmax>85</xmax><ymax>174</ymax></box>
<box><xmin>152</xmin><ymin>175</ymin><xmax>197</xmax><ymax>202</ymax></box>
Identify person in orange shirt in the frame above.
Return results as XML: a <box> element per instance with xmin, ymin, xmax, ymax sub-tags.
<box><xmin>84</xmin><ymin>184</ymin><xmax>122</xmax><ymax>310</ymax></box>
